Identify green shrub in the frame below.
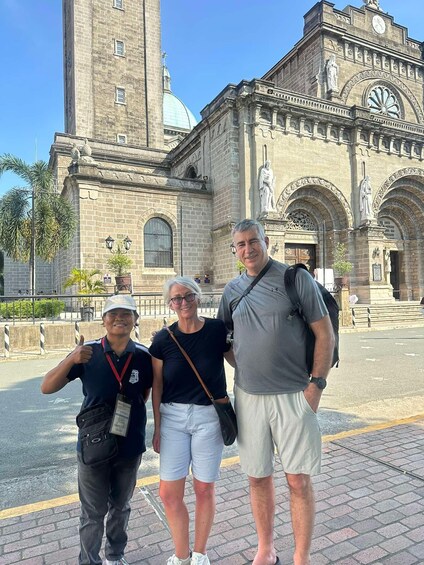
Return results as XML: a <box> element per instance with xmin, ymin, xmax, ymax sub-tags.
<box><xmin>0</xmin><ymin>298</ymin><xmax>65</xmax><ymax>319</ymax></box>
<box><xmin>35</xmin><ymin>299</ymin><xmax>65</xmax><ymax>317</ymax></box>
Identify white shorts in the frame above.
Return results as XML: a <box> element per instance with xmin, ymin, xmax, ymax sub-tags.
<box><xmin>235</xmin><ymin>386</ymin><xmax>322</xmax><ymax>478</ymax></box>
<box><xmin>159</xmin><ymin>403</ymin><xmax>224</xmax><ymax>483</ymax></box>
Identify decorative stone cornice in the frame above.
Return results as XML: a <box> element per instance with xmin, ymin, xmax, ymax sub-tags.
<box><xmin>93</xmin><ymin>168</ymin><xmax>209</xmax><ymax>194</ymax></box>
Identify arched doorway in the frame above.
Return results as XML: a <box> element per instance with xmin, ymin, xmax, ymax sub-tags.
<box><xmin>277</xmin><ymin>178</ymin><xmax>353</xmax><ymax>280</ymax></box>
<box><xmin>377</xmin><ymin>174</ymin><xmax>424</xmax><ymax>301</ymax></box>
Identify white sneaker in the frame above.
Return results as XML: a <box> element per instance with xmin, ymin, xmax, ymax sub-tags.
<box><xmin>191</xmin><ymin>552</ymin><xmax>210</xmax><ymax>565</ymax></box>
<box><xmin>166</xmin><ymin>555</ymin><xmax>191</xmax><ymax>565</ymax></box>
<box><xmin>105</xmin><ymin>559</ymin><xmax>129</xmax><ymax>565</ymax></box>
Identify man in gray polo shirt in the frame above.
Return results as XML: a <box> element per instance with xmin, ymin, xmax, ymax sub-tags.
<box><xmin>218</xmin><ymin>219</ymin><xmax>334</xmax><ymax>565</ymax></box>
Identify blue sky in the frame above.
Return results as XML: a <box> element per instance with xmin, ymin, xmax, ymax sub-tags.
<box><xmin>0</xmin><ymin>0</ymin><xmax>422</xmax><ymax>195</ymax></box>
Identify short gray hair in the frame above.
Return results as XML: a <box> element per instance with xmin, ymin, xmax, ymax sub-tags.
<box><xmin>232</xmin><ymin>219</ymin><xmax>266</xmax><ymax>240</ymax></box>
<box><xmin>163</xmin><ymin>276</ymin><xmax>202</xmax><ymax>303</ymax></box>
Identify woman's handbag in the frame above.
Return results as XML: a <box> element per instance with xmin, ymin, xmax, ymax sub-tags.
<box><xmin>76</xmin><ymin>403</ymin><xmax>118</xmax><ymax>466</ymax></box>
<box><xmin>210</xmin><ymin>396</ymin><xmax>238</xmax><ymax>446</ymax></box>
<box><xmin>166</xmin><ymin>327</ymin><xmax>238</xmax><ymax>446</ymax></box>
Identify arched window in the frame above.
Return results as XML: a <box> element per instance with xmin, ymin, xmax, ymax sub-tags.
<box><xmin>144</xmin><ymin>218</ymin><xmax>173</xmax><ymax>267</ymax></box>
<box><xmin>185</xmin><ymin>165</ymin><xmax>197</xmax><ymax>179</ymax></box>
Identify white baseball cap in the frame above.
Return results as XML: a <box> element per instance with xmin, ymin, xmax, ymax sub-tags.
<box><xmin>102</xmin><ymin>294</ymin><xmax>138</xmax><ymax>315</ymax></box>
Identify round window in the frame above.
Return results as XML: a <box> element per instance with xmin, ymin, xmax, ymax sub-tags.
<box><xmin>368</xmin><ymin>86</ymin><xmax>400</xmax><ymax>118</ymax></box>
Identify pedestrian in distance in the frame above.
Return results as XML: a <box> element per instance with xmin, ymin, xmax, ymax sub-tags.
<box><xmin>149</xmin><ymin>276</ymin><xmax>231</xmax><ymax>565</ymax></box>
<box><xmin>218</xmin><ymin>219</ymin><xmax>335</xmax><ymax>565</ymax></box>
<box><xmin>41</xmin><ymin>294</ymin><xmax>153</xmax><ymax>565</ymax></box>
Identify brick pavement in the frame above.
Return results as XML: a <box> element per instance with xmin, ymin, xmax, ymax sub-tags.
<box><xmin>1</xmin><ymin>418</ymin><xmax>423</xmax><ymax>565</ymax></box>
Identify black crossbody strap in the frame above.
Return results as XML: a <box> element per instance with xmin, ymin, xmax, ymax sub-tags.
<box><xmin>232</xmin><ymin>258</ymin><xmax>273</xmax><ymax>313</ymax></box>
<box><xmin>165</xmin><ymin>327</ymin><xmax>214</xmax><ymax>402</ymax></box>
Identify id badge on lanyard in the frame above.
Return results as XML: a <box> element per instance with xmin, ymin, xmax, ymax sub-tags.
<box><xmin>111</xmin><ymin>393</ymin><xmax>132</xmax><ymax>436</ymax></box>
<box><xmin>103</xmin><ymin>339</ymin><xmax>134</xmax><ymax>437</ymax></box>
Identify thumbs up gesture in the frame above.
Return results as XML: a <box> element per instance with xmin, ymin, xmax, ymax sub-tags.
<box><xmin>72</xmin><ymin>335</ymin><xmax>92</xmax><ymax>364</ymax></box>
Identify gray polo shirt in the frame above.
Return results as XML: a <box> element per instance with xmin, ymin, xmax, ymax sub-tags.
<box><xmin>217</xmin><ymin>260</ymin><xmax>328</xmax><ymax>394</ymax></box>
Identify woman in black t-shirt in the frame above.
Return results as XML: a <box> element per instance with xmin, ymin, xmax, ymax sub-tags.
<box><xmin>150</xmin><ymin>276</ymin><xmax>230</xmax><ymax>565</ymax></box>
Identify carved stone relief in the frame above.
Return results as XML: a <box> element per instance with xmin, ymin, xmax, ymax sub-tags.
<box><xmin>373</xmin><ymin>167</ymin><xmax>424</xmax><ymax>212</ymax></box>
<box><xmin>276</xmin><ymin>176</ymin><xmax>354</xmax><ymax>227</ymax></box>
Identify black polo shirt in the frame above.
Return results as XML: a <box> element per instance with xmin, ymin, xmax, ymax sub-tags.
<box><xmin>67</xmin><ymin>337</ymin><xmax>153</xmax><ymax>458</ymax></box>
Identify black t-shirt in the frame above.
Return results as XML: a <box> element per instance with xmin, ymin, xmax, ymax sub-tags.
<box><xmin>149</xmin><ymin>318</ymin><xmax>230</xmax><ymax>405</ymax></box>
<box><xmin>67</xmin><ymin>337</ymin><xmax>153</xmax><ymax>458</ymax></box>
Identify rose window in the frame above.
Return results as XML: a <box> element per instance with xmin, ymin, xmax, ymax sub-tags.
<box><xmin>367</xmin><ymin>86</ymin><xmax>400</xmax><ymax>118</ymax></box>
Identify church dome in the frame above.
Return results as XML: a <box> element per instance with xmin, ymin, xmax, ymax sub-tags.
<box><xmin>163</xmin><ymin>91</ymin><xmax>197</xmax><ymax>132</ymax></box>
<box><xmin>163</xmin><ymin>57</ymin><xmax>197</xmax><ymax>134</ymax></box>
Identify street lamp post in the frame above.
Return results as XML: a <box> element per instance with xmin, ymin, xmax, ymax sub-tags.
<box><xmin>105</xmin><ymin>235</ymin><xmax>132</xmax><ymax>253</ymax></box>
<box><xmin>105</xmin><ymin>235</ymin><xmax>133</xmax><ymax>292</ymax></box>
<box><xmin>30</xmin><ymin>187</ymin><xmax>36</xmax><ymax>295</ymax></box>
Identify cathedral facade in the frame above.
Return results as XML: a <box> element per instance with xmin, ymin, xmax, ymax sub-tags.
<box><xmin>43</xmin><ymin>0</ymin><xmax>424</xmax><ymax>303</ymax></box>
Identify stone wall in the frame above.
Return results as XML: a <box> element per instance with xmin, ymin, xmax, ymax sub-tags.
<box><xmin>3</xmin><ymin>255</ymin><xmax>55</xmax><ymax>296</ymax></box>
<box><xmin>0</xmin><ymin>316</ymin><xmax>178</xmax><ymax>355</ymax></box>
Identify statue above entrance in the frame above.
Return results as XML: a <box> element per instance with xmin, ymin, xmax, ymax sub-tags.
<box><xmin>363</xmin><ymin>0</ymin><xmax>380</xmax><ymax>9</ymax></box>
<box><xmin>359</xmin><ymin>175</ymin><xmax>375</xmax><ymax>224</ymax></box>
<box><xmin>258</xmin><ymin>160</ymin><xmax>276</xmax><ymax>214</ymax></box>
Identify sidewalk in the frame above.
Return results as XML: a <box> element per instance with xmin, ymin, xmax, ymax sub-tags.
<box><xmin>1</xmin><ymin>416</ymin><xmax>423</xmax><ymax>565</ymax></box>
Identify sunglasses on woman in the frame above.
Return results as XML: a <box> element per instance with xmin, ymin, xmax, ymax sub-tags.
<box><xmin>169</xmin><ymin>293</ymin><xmax>197</xmax><ymax>306</ymax></box>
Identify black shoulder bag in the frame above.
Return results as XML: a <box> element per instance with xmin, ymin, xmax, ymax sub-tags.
<box><xmin>76</xmin><ymin>351</ymin><xmax>134</xmax><ymax>466</ymax></box>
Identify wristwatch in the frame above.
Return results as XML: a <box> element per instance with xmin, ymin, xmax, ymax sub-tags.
<box><xmin>310</xmin><ymin>377</ymin><xmax>327</xmax><ymax>390</ymax></box>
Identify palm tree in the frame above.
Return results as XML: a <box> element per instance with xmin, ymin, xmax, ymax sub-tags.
<box><xmin>0</xmin><ymin>154</ymin><xmax>77</xmax><ymax>292</ymax></box>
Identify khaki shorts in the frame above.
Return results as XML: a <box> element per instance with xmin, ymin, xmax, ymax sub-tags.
<box><xmin>234</xmin><ymin>385</ymin><xmax>322</xmax><ymax>477</ymax></box>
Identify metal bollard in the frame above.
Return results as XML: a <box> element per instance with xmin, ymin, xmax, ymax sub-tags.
<box><xmin>4</xmin><ymin>324</ymin><xmax>10</xmax><ymax>358</ymax></box>
<box><xmin>351</xmin><ymin>308</ymin><xmax>356</xmax><ymax>328</ymax></box>
<box><xmin>367</xmin><ymin>307</ymin><xmax>371</xmax><ymax>328</ymax></box>
<box><xmin>75</xmin><ymin>321</ymin><xmax>80</xmax><ymax>345</ymax></box>
<box><xmin>40</xmin><ymin>323</ymin><xmax>46</xmax><ymax>355</ymax></box>
<box><xmin>134</xmin><ymin>322</ymin><xmax>140</xmax><ymax>343</ymax></box>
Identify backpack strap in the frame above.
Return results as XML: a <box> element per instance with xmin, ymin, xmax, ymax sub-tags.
<box><xmin>284</xmin><ymin>263</ymin><xmax>309</xmax><ymax>321</ymax></box>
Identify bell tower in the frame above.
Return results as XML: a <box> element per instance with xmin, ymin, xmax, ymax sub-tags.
<box><xmin>62</xmin><ymin>0</ymin><xmax>163</xmax><ymax>148</ymax></box>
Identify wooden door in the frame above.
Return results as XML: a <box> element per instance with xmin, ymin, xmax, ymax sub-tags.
<box><xmin>285</xmin><ymin>244</ymin><xmax>316</xmax><ymax>272</ymax></box>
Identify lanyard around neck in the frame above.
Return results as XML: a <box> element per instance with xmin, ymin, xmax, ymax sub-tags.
<box><xmin>102</xmin><ymin>338</ymin><xmax>133</xmax><ymax>390</ymax></box>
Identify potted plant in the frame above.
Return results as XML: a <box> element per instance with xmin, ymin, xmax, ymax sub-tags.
<box><xmin>64</xmin><ymin>268</ymin><xmax>106</xmax><ymax>321</ymax></box>
<box><xmin>107</xmin><ymin>243</ymin><xmax>133</xmax><ymax>292</ymax></box>
<box><xmin>332</xmin><ymin>243</ymin><xmax>353</xmax><ymax>287</ymax></box>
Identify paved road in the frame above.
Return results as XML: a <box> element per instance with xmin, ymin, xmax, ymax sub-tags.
<box><xmin>0</xmin><ymin>325</ymin><xmax>423</xmax><ymax>511</ymax></box>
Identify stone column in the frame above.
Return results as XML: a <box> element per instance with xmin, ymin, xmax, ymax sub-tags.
<box><xmin>351</xmin><ymin>224</ymin><xmax>395</xmax><ymax>303</ymax></box>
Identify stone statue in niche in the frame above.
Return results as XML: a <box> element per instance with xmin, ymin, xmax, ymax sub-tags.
<box><xmin>359</xmin><ymin>175</ymin><xmax>374</xmax><ymax>223</ymax></box>
<box><xmin>258</xmin><ymin>160</ymin><xmax>276</xmax><ymax>213</ymax></box>
<box><xmin>325</xmin><ymin>54</ymin><xmax>339</xmax><ymax>92</ymax></box>
<box><xmin>384</xmin><ymin>249</ymin><xmax>392</xmax><ymax>284</ymax></box>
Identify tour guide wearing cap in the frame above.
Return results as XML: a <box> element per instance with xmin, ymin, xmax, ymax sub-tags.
<box><xmin>103</xmin><ymin>293</ymin><xmax>138</xmax><ymax>315</ymax></box>
<box><xmin>41</xmin><ymin>293</ymin><xmax>153</xmax><ymax>565</ymax></box>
